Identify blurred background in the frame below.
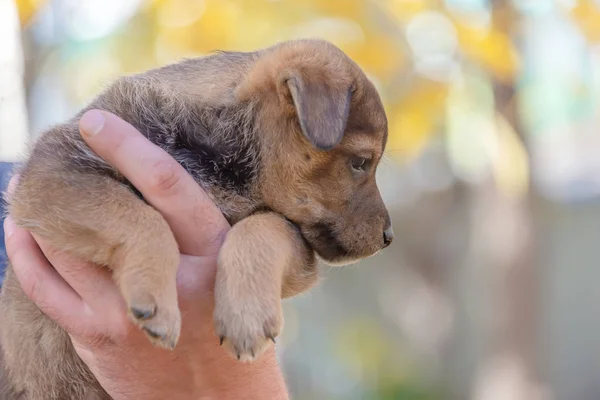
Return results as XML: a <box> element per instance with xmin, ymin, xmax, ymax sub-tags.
<box><xmin>2</xmin><ymin>0</ymin><xmax>600</xmax><ymax>398</ymax></box>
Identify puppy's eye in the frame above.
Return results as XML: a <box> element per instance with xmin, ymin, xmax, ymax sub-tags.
<box><xmin>351</xmin><ymin>157</ymin><xmax>368</xmax><ymax>172</ymax></box>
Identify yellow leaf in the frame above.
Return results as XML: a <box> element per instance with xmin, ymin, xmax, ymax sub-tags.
<box><xmin>156</xmin><ymin>0</ymin><xmax>205</xmax><ymax>29</ymax></box>
<box><xmin>188</xmin><ymin>0</ymin><xmax>242</xmax><ymax>53</ymax></box>
<box><xmin>309</xmin><ymin>0</ymin><xmax>366</xmax><ymax>20</ymax></box>
<box><xmin>347</xmin><ymin>33</ymin><xmax>405</xmax><ymax>79</ymax></box>
<box><xmin>155</xmin><ymin>24</ymin><xmax>196</xmax><ymax>62</ymax></box>
<box><xmin>454</xmin><ymin>23</ymin><xmax>520</xmax><ymax>83</ymax></box>
<box><xmin>570</xmin><ymin>0</ymin><xmax>600</xmax><ymax>43</ymax></box>
<box><xmin>388</xmin><ymin>81</ymin><xmax>449</xmax><ymax>159</ymax></box>
<box><xmin>14</xmin><ymin>0</ymin><xmax>47</xmax><ymax>25</ymax></box>
<box><xmin>384</xmin><ymin>0</ymin><xmax>429</xmax><ymax>24</ymax></box>
<box><xmin>230</xmin><ymin>0</ymin><xmax>297</xmax><ymax>50</ymax></box>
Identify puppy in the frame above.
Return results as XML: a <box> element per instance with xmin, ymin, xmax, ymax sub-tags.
<box><xmin>0</xmin><ymin>39</ymin><xmax>393</xmax><ymax>399</ymax></box>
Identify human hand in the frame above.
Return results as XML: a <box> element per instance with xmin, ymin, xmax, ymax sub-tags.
<box><xmin>3</xmin><ymin>110</ymin><xmax>288</xmax><ymax>399</ymax></box>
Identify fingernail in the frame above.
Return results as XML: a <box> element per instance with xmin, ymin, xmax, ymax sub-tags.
<box><xmin>80</xmin><ymin>110</ymin><xmax>105</xmax><ymax>136</ymax></box>
<box><xmin>3</xmin><ymin>217</ymin><xmax>15</xmax><ymax>239</ymax></box>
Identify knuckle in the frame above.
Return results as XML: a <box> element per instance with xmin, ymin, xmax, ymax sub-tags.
<box><xmin>149</xmin><ymin>160</ymin><xmax>181</xmax><ymax>195</ymax></box>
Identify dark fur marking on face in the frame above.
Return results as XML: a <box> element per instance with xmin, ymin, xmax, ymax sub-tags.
<box><xmin>280</xmin><ymin>217</ymin><xmax>346</xmax><ymax>260</ymax></box>
<box><xmin>310</xmin><ymin>222</ymin><xmax>348</xmax><ymax>259</ymax></box>
<box><xmin>345</xmin><ymin>119</ymin><xmax>379</xmax><ymax>135</ymax></box>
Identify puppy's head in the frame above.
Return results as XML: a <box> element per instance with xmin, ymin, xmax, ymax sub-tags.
<box><xmin>238</xmin><ymin>39</ymin><xmax>393</xmax><ymax>265</ymax></box>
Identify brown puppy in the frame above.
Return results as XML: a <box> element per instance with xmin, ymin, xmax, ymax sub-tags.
<box><xmin>0</xmin><ymin>39</ymin><xmax>393</xmax><ymax>399</ymax></box>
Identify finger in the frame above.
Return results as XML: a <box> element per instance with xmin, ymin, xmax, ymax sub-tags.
<box><xmin>176</xmin><ymin>254</ymin><xmax>216</xmax><ymax>303</ymax></box>
<box><xmin>31</xmin><ymin>233</ymin><xmax>120</xmax><ymax>312</ymax></box>
<box><xmin>4</xmin><ymin>217</ymin><xmax>90</xmax><ymax>332</ymax></box>
<box><xmin>79</xmin><ymin>110</ymin><xmax>229</xmax><ymax>256</ymax></box>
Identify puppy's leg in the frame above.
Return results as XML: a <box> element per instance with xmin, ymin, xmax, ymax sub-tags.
<box><xmin>0</xmin><ymin>267</ymin><xmax>111</xmax><ymax>400</ymax></box>
<box><xmin>8</xmin><ymin>170</ymin><xmax>181</xmax><ymax>349</ymax></box>
<box><xmin>214</xmin><ymin>212</ymin><xmax>318</xmax><ymax>361</ymax></box>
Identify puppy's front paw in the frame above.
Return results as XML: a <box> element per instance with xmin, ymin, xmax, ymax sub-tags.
<box><xmin>127</xmin><ymin>291</ymin><xmax>181</xmax><ymax>350</ymax></box>
<box><xmin>116</xmin><ymin>233</ymin><xmax>182</xmax><ymax>350</ymax></box>
<box><xmin>214</xmin><ymin>298</ymin><xmax>282</xmax><ymax>362</ymax></box>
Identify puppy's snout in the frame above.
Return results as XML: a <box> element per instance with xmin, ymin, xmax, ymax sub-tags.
<box><xmin>383</xmin><ymin>225</ymin><xmax>394</xmax><ymax>248</ymax></box>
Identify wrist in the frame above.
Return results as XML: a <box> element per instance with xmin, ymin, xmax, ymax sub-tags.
<box><xmin>75</xmin><ymin>341</ymin><xmax>200</xmax><ymax>400</ymax></box>
<box><xmin>195</xmin><ymin>340</ymin><xmax>288</xmax><ymax>400</ymax></box>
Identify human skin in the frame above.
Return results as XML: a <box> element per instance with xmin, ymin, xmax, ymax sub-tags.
<box><xmin>2</xmin><ymin>111</ymin><xmax>289</xmax><ymax>399</ymax></box>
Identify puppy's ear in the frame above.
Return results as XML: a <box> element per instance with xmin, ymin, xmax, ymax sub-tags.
<box><xmin>282</xmin><ymin>72</ymin><xmax>352</xmax><ymax>151</ymax></box>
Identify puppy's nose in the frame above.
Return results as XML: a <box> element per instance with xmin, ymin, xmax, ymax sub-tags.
<box><xmin>383</xmin><ymin>226</ymin><xmax>394</xmax><ymax>248</ymax></box>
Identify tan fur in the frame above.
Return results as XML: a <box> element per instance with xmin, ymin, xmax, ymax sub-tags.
<box><xmin>0</xmin><ymin>39</ymin><xmax>392</xmax><ymax>399</ymax></box>
<box><xmin>214</xmin><ymin>212</ymin><xmax>317</xmax><ymax>361</ymax></box>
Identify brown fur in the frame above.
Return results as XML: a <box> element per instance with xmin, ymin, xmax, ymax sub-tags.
<box><xmin>0</xmin><ymin>39</ymin><xmax>392</xmax><ymax>399</ymax></box>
